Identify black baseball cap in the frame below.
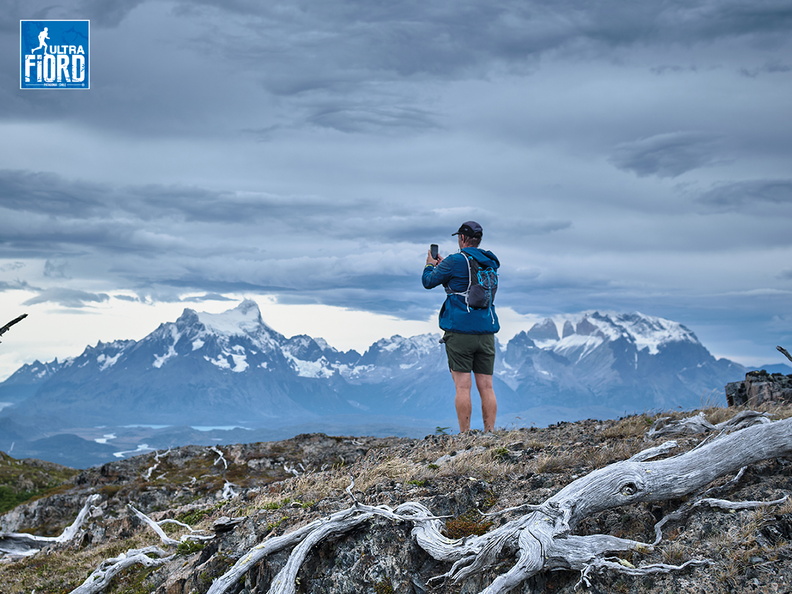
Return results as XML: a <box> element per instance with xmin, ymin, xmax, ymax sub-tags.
<box><xmin>452</xmin><ymin>221</ymin><xmax>483</xmax><ymax>238</ymax></box>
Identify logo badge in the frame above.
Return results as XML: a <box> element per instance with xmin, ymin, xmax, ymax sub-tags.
<box><xmin>20</xmin><ymin>20</ymin><xmax>90</xmax><ymax>90</ymax></box>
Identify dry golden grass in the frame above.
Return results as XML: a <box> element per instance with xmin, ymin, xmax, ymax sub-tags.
<box><xmin>709</xmin><ymin>499</ymin><xmax>792</xmax><ymax>588</ymax></box>
<box><xmin>0</xmin><ymin>533</ymin><xmax>152</xmax><ymax>594</ymax></box>
<box><xmin>577</xmin><ymin>440</ymin><xmax>647</xmax><ymax>469</ymax></box>
<box><xmin>241</xmin><ymin>407</ymin><xmax>792</xmax><ymax>511</ymax></box>
<box><xmin>354</xmin><ymin>457</ymin><xmax>425</xmax><ymax>491</ymax></box>
<box><xmin>695</xmin><ymin>403</ymin><xmax>792</xmax><ymax>425</ymax></box>
<box><xmin>248</xmin><ymin>471</ymin><xmax>351</xmax><ymax>510</ymax></box>
<box><xmin>775</xmin><ymin>495</ymin><xmax>792</xmax><ymax>516</ymax></box>
<box><xmin>241</xmin><ymin>429</ymin><xmax>539</xmax><ymax>508</ymax></box>
<box><xmin>531</xmin><ymin>451</ymin><xmax>578</xmax><ymax>474</ymax></box>
<box><xmin>600</xmin><ymin>415</ymin><xmax>658</xmax><ymax>439</ymax></box>
<box><xmin>660</xmin><ymin>540</ymin><xmax>690</xmax><ymax>565</ymax></box>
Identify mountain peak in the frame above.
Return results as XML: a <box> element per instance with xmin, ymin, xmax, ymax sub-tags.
<box><xmin>194</xmin><ymin>299</ymin><xmax>267</xmax><ymax>337</ymax></box>
<box><xmin>526</xmin><ymin>319</ymin><xmax>559</xmax><ymax>341</ymax></box>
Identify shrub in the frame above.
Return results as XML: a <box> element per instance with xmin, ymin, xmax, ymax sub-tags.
<box><xmin>445</xmin><ymin>509</ymin><xmax>494</xmax><ymax>539</ymax></box>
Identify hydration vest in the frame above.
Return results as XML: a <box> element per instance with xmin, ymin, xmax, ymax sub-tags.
<box><xmin>452</xmin><ymin>252</ymin><xmax>498</xmax><ymax>310</ymax></box>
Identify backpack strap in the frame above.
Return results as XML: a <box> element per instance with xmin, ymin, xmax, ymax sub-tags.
<box><xmin>446</xmin><ymin>252</ymin><xmax>475</xmax><ymax>312</ymax></box>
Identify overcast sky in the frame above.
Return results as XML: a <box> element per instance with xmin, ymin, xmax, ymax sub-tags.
<box><xmin>1</xmin><ymin>0</ymin><xmax>791</xmax><ymax>379</ymax></box>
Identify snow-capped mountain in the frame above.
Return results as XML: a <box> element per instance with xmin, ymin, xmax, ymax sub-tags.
<box><xmin>1</xmin><ymin>302</ymin><xmax>746</xmax><ymax>435</ymax></box>
<box><xmin>499</xmin><ymin>311</ymin><xmax>744</xmax><ymax>411</ymax></box>
<box><xmin>4</xmin><ymin>300</ymin><xmax>358</xmax><ymax>428</ymax></box>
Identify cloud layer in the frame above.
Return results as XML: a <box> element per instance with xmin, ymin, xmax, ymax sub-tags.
<box><xmin>1</xmin><ymin>0</ymin><xmax>791</xmax><ymax>371</ymax></box>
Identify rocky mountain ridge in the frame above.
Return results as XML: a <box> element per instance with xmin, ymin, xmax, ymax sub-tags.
<box><xmin>1</xmin><ymin>406</ymin><xmax>791</xmax><ymax>593</ymax></box>
<box><xmin>2</xmin><ymin>302</ymin><xmax>746</xmax><ymax>417</ymax></box>
<box><xmin>0</xmin><ymin>300</ymin><xmax>770</xmax><ymax>467</ymax></box>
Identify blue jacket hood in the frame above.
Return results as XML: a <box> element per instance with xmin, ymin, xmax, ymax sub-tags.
<box><xmin>462</xmin><ymin>247</ymin><xmax>500</xmax><ymax>269</ymax></box>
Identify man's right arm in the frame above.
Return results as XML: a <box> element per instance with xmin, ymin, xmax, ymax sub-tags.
<box><xmin>422</xmin><ymin>256</ymin><xmax>454</xmax><ymax>289</ymax></box>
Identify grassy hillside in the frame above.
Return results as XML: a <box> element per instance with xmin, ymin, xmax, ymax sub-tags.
<box><xmin>0</xmin><ymin>452</ymin><xmax>78</xmax><ymax>513</ymax></box>
<box><xmin>1</xmin><ymin>405</ymin><xmax>791</xmax><ymax>593</ymax></box>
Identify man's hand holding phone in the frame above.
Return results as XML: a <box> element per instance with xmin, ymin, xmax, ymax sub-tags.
<box><xmin>426</xmin><ymin>243</ymin><xmax>442</xmax><ymax>266</ymax></box>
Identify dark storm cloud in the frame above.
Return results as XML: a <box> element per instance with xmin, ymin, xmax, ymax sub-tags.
<box><xmin>5</xmin><ymin>0</ymin><xmax>789</xmax><ymax>140</ymax></box>
<box><xmin>1</xmin><ymin>0</ymin><xmax>791</xmax><ymax>369</ymax></box>
<box><xmin>609</xmin><ymin>132</ymin><xmax>725</xmax><ymax>178</ymax></box>
<box><xmin>183</xmin><ymin>0</ymin><xmax>792</xmax><ymax>65</ymax></box>
<box><xmin>740</xmin><ymin>61</ymin><xmax>792</xmax><ymax>78</ymax></box>
<box><xmin>128</xmin><ymin>185</ymin><xmax>356</xmax><ymax>225</ymax></box>
<box><xmin>76</xmin><ymin>0</ymin><xmax>147</xmax><ymax>27</ymax></box>
<box><xmin>245</xmin><ymin>103</ymin><xmax>442</xmax><ymax>138</ymax></box>
<box><xmin>0</xmin><ymin>279</ymin><xmax>34</xmax><ymax>292</ymax></box>
<box><xmin>0</xmin><ymin>168</ymin><xmax>564</xmax><ymax>310</ymax></box>
<box><xmin>0</xmin><ymin>170</ymin><xmax>109</xmax><ymax>217</ymax></box>
<box><xmin>0</xmin><ymin>0</ymin><xmax>145</xmax><ymax>29</ymax></box>
<box><xmin>113</xmin><ymin>294</ymin><xmax>143</xmax><ymax>302</ymax></box>
<box><xmin>43</xmin><ymin>260</ymin><xmax>70</xmax><ymax>279</ymax></box>
<box><xmin>697</xmin><ymin>179</ymin><xmax>792</xmax><ymax>214</ymax></box>
<box><xmin>0</xmin><ymin>264</ymin><xmax>36</xmax><ymax>295</ymax></box>
<box><xmin>0</xmin><ymin>169</ymin><xmax>364</xmax><ymax>228</ymax></box>
<box><xmin>23</xmin><ymin>288</ymin><xmax>110</xmax><ymax>308</ymax></box>
<box><xmin>688</xmin><ymin>1</ymin><xmax>792</xmax><ymax>40</ymax></box>
<box><xmin>306</xmin><ymin>105</ymin><xmax>443</xmax><ymax>135</ymax></box>
<box><xmin>180</xmin><ymin>293</ymin><xmax>236</xmax><ymax>303</ymax></box>
<box><xmin>0</xmin><ymin>168</ymin><xmax>561</xmax><ymax>252</ymax></box>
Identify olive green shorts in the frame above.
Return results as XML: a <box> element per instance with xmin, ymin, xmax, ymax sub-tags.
<box><xmin>442</xmin><ymin>331</ymin><xmax>496</xmax><ymax>375</ymax></box>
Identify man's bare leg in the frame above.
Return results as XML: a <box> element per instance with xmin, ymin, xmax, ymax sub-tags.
<box><xmin>474</xmin><ymin>373</ymin><xmax>497</xmax><ymax>432</ymax></box>
<box><xmin>451</xmin><ymin>370</ymin><xmax>472</xmax><ymax>432</ymax></box>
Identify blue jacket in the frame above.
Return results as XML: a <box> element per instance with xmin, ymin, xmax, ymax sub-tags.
<box><xmin>422</xmin><ymin>247</ymin><xmax>500</xmax><ymax>334</ymax></box>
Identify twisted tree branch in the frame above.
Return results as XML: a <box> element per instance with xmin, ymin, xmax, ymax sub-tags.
<box><xmin>204</xmin><ymin>416</ymin><xmax>792</xmax><ymax>594</ymax></box>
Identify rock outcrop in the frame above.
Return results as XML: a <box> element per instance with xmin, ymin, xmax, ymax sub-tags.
<box><xmin>1</xmin><ymin>409</ymin><xmax>791</xmax><ymax>594</ymax></box>
<box><xmin>726</xmin><ymin>370</ymin><xmax>792</xmax><ymax>406</ymax></box>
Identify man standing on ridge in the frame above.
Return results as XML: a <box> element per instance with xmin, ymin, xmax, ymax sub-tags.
<box><xmin>422</xmin><ymin>221</ymin><xmax>500</xmax><ymax>432</ymax></box>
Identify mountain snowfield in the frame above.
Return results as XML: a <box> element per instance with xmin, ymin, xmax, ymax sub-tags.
<box><xmin>525</xmin><ymin>311</ymin><xmax>696</xmax><ymax>356</ymax></box>
<box><xmin>0</xmin><ymin>300</ymin><xmax>751</xmax><ymax>466</ymax></box>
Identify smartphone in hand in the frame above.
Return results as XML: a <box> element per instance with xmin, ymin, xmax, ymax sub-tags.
<box><xmin>430</xmin><ymin>244</ymin><xmax>439</xmax><ymax>259</ymax></box>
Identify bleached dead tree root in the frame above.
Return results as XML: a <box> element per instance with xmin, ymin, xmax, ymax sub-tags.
<box><xmin>63</xmin><ymin>505</ymin><xmax>214</xmax><ymax>594</ymax></box>
<box><xmin>576</xmin><ymin>557</ymin><xmax>711</xmax><ymax>590</ymax></box>
<box><xmin>0</xmin><ymin>494</ymin><xmax>177</xmax><ymax>594</ymax></box>
<box><xmin>128</xmin><ymin>505</ymin><xmax>214</xmax><ymax>547</ymax></box>
<box><xmin>207</xmin><ymin>416</ymin><xmax>792</xmax><ymax>594</ymax></box>
<box><xmin>646</xmin><ymin>409</ymin><xmax>771</xmax><ymax>439</ymax></box>
<box><xmin>69</xmin><ymin>546</ymin><xmax>173</xmax><ymax>594</ymax></box>
<box><xmin>142</xmin><ymin>449</ymin><xmax>171</xmax><ymax>480</ymax></box>
<box><xmin>0</xmin><ymin>494</ymin><xmax>101</xmax><ymax>558</ymax></box>
<box><xmin>777</xmin><ymin>345</ymin><xmax>792</xmax><ymax>364</ymax></box>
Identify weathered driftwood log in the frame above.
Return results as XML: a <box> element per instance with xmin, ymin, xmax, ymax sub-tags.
<box><xmin>207</xmin><ymin>416</ymin><xmax>792</xmax><ymax>594</ymax></box>
<box><xmin>0</xmin><ymin>494</ymin><xmax>101</xmax><ymax>558</ymax></box>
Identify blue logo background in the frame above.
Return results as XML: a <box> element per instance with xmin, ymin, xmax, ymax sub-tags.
<box><xmin>20</xmin><ymin>20</ymin><xmax>90</xmax><ymax>90</ymax></box>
